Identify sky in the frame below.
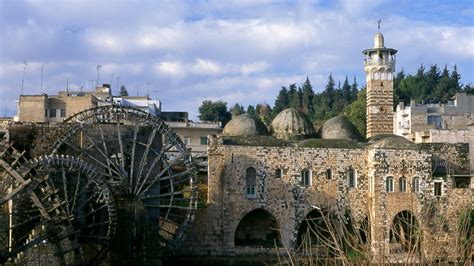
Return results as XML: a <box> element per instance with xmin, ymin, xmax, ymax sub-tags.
<box><xmin>0</xmin><ymin>0</ymin><xmax>473</xmax><ymax>121</ymax></box>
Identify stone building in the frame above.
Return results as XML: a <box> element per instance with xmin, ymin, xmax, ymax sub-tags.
<box><xmin>15</xmin><ymin>85</ymin><xmax>160</xmax><ymax>122</ymax></box>
<box><xmin>178</xmin><ymin>32</ymin><xmax>472</xmax><ymax>263</ymax></box>
<box><xmin>394</xmin><ymin>93</ymin><xmax>474</xmax><ymax>173</ymax></box>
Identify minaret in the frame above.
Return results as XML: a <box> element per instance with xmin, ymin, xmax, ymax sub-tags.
<box><xmin>363</xmin><ymin>22</ymin><xmax>397</xmax><ymax>139</ymax></box>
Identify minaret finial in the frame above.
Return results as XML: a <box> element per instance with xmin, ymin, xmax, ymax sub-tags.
<box><xmin>377</xmin><ymin>19</ymin><xmax>381</xmax><ymax>33</ymax></box>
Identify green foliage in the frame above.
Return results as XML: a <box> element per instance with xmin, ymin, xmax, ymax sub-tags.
<box><xmin>119</xmin><ymin>85</ymin><xmax>129</xmax><ymax>96</ymax></box>
<box><xmin>231</xmin><ymin>103</ymin><xmax>244</xmax><ymax>117</ymax></box>
<box><xmin>246</xmin><ymin>105</ymin><xmax>256</xmax><ymax>117</ymax></box>
<box><xmin>198</xmin><ymin>100</ymin><xmax>232</xmax><ymax>126</ymax></box>
<box><xmin>256</xmin><ymin>103</ymin><xmax>272</xmax><ymax>126</ymax></box>
<box><xmin>272</xmin><ymin>87</ymin><xmax>289</xmax><ymax>117</ymax></box>
<box><xmin>343</xmin><ymin>89</ymin><xmax>366</xmax><ymax>137</ymax></box>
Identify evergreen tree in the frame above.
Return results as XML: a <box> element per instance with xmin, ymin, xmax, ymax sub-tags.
<box><xmin>119</xmin><ymin>85</ymin><xmax>129</xmax><ymax>96</ymax></box>
<box><xmin>247</xmin><ymin>105</ymin><xmax>256</xmax><ymax>117</ymax></box>
<box><xmin>450</xmin><ymin>65</ymin><xmax>462</xmax><ymax>92</ymax></box>
<box><xmin>325</xmin><ymin>74</ymin><xmax>336</xmax><ymax>110</ymax></box>
<box><xmin>434</xmin><ymin>65</ymin><xmax>451</xmax><ymax>101</ymax></box>
<box><xmin>272</xmin><ymin>87</ymin><xmax>289</xmax><ymax>117</ymax></box>
<box><xmin>231</xmin><ymin>103</ymin><xmax>244</xmax><ymax>117</ymax></box>
<box><xmin>342</xmin><ymin>76</ymin><xmax>351</xmax><ymax>104</ymax></box>
<box><xmin>351</xmin><ymin>76</ymin><xmax>358</xmax><ymax>102</ymax></box>
<box><xmin>288</xmin><ymin>84</ymin><xmax>301</xmax><ymax>110</ymax></box>
<box><xmin>426</xmin><ymin>64</ymin><xmax>441</xmax><ymax>99</ymax></box>
<box><xmin>343</xmin><ymin>88</ymin><xmax>366</xmax><ymax>138</ymax></box>
<box><xmin>301</xmin><ymin>77</ymin><xmax>315</xmax><ymax>116</ymax></box>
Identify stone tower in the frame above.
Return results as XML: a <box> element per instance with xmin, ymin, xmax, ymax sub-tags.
<box><xmin>363</xmin><ymin>29</ymin><xmax>397</xmax><ymax>138</ymax></box>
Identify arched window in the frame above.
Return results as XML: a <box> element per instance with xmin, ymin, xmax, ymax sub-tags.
<box><xmin>348</xmin><ymin>168</ymin><xmax>356</xmax><ymax>188</ymax></box>
<box><xmin>275</xmin><ymin>168</ymin><xmax>283</xmax><ymax>178</ymax></box>
<box><xmin>246</xmin><ymin>167</ymin><xmax>256</xmax><ymax>198</ymax></box>
<box><xmin>399</xmin><ymin>177</ymin><xmax>407</xmax><ymax>192</ymax></box>
<box><xmin>412</xmin><ymin>177</ymin><xmax>420</xmax><ymax>192</ymax></box>
<box><xmin>386</xmin><ymin>176</ymin><xmax>394</xmax><ymax>192</ymax></box>
<box><xmin>301</xmin><ymin>169</ymin><xmax>311</xmax><ymax>187</ymax></box>
<box><xmin>326</xmin><ymin>169</ymin><xmax>332</xmax><ymax>180</ymax></box>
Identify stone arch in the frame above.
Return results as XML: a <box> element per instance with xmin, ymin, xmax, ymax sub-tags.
<box><xmin>296</xmin><ymin>208</ymin><xmax>334</xmax><ymax>256</ymax></box>
<box><xmin>389</xmin><ymin>210</ymin><xmax>420</xmax><ymax>253</ymax></box>
<box><xmin>234</xmin><ymin>208</ymin><xmax>281</xmax><ymax>247</ymax></box>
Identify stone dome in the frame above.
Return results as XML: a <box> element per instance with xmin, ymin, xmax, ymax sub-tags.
<box><xmin>270</xmin><ymin>108</ymin><xmax>315</xmax><ymax>140</ymax></box>
<box><xmin>320</xmin><ymin>115</ymin><xmax>362</xmax><ymax>141</ymax></box>
<box><xmin>368</xmin><ymin>134</ymin><xmax>419</xmax><ymax>150</ymax></box>
<box><xmin>223</xmin><ymin>114</ymin><xmax>269</xmax><ymax>136</ymax></box>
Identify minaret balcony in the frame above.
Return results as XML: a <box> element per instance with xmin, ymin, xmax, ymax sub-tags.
<box><xmin>364</xmin><ymin>59</ymin><xmax>395</xmax><ymax>68</ymax></box>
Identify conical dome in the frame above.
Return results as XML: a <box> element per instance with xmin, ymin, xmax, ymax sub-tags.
<box><xmin>320</xmin><ymin>115</ymin><xmax>362</xmax><ymax>141</ymax></box>
<box><xmin>270</xmin><ymin>108</ymin><xmax>315</xmax><ymax>140</ymax></box>
<box><xmin>223</xmin><ymin>114</ymin><xmax>269</xmax><ymax>136</ymax></box>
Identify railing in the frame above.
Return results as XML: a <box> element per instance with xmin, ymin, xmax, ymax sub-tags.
<box><xmin>364</xmin><ymin>59</ymin><xmax>395</xmax><ymax>68</ymax></box>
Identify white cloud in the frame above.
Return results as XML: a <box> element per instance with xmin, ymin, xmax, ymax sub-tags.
<box><xmin>155</xmin><ymin>61</ymin><xmax>185</xmax><ymax>77</ymax></box>
<box><xmin>191</xmin><ymin>59</ymin><xmax>222</xmax><ymax>75</ymax></box>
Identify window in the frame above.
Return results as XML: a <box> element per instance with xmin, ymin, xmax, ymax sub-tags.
<box><xmin>326</xmin><ymin>169</ymin><xmax>332</xmax><ymax>180</ymax></box>
<box><xmin>60</xmin><ymin>109</ymin><xmax>66</xmax><ymax>117</ymax></box>
<box><xmin>301</xmin><ymin>169</ymin><xmax>311</xmax><ymax>186</ymax></box>
<box><xmin>386</xmin><ymin>176</ymin><xmax>394</xmax><ymax>192</ymax></box>
<box><xmin>427</xmin><ymin>115</ymin><xmax>442</xmax><ymax>129</ymax></box>
<box><xmin>412</xmin><ymin>177</ymin><xmax>420</xmax><ymax>192</ymax></box>
<box><xmin>275</xmin><ymin>168</ymin><xmax>283</xmax><ymax>178</ymax></box>
<box><xmin>184</xmin><ymin>136</ymin><xmax>191</xmax><ymax>145</ymax></box>
<box><xmin>348</xmin><ymin>168</ymin><xmax>356</xmax><ymax>188</ymax></box>
<box><xmin>434</xmin><ymin>182</ymin><xmax>442</xmax><ymax>196</ymax></box>
<box><xmin>45</xmin><ymin>109</ymin><xmax>48</xmax><ymax>117</ymax></box>
<box><xmin>49</xmin><ymin>109</ymin><xmax>57</xmax><ymax>118</ymax></box>
<box><xmin>399</xmin><ymin>177</ymin><xmax>407</xmax><ymax>192</ymax></box>
<box><xmin>200</xmin><ymin>136</ymin><xmax>208</xmax><ymax>145</ymax></box>
<box><xmin>245</xmin><ymin>167</ymin><xmax>257</xmax><ymax>198</ymax></box>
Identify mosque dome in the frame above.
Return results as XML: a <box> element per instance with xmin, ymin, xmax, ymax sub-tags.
<box><xmin>368</xmin><ymin>134</ymin><xmax>419</xmax><ymax>149</ymax></box>
<box><xmin>270</xmin><ymin>108</ymin><xmax>315</xmax><ymax>140</ymax></box>
<box><xmin>320</xmin><ymin>115</ymin><xmax>362</xmax><ymax>141</ymax></box>
<box><xmin>223</xmin><ymin>114</ymin><xmax>269</xmax><ymax>136</ymax></box>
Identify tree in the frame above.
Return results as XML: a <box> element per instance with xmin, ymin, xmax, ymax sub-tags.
<box><xmin>256</xmin><ymin>102</ymin><xmax>272</xmax><ymax>125</ymax></box>
<box><xmin>342</xmin><ymin>76</ymin><xmax>351</xmax><ymax>104</ymax></box>
<box><xmin>450</xmin><ymin>65</ymin><xmax>462</xmax><ymax>93</ymax></box>
<box><xmin>198</xmin><ymin>100</ymin><xmax>232</xmax><ymax>126</ymax></box>
<box><xmin>325</xmin><ymin>74</ymin><xmax>336</xmax><ymax>110</ymax></box>
<box><xmin>433</xmin><ymin>65</ymin><xmax>451</xmax><ymax>101</ymax></box>
<box><xmin>343</xmin><ymin>88</ymin><xmax>366</xmax><ymax>138</ymax></box>
<box><xmin>231</xmin><ymin>103</ymin><xmax>244</xmax><ymax>117</ymax></box>
<box><xmin>351</xmin><ymin>76</ymin><xmax>358</xmax><ymax>103</ymax></box>
<box><xmin>288</xmin><ymin>84</ymin><xmax>301</xmax><ymax>110</ymax></box>
<box><xmin>272</xmin><ymin>87</ymin><xmax>289</xmax><ymax>117</ymax></box>
<box><xmin>119</xmin><ymin>85</ymin><xmax>129</xmax><ymax>96</ymax></box>
<box><xmin>247</xmin><ymin>105</ymin><xmax>256</xmax><ymax>117</ymax></box>
<box><xmin>301</xmin><ymin>77</ymin><xmax>315</xmax><ymax>116</ymax></box>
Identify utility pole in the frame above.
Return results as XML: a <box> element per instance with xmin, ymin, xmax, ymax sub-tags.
<box><xmin>96</xmin><ymin>65</ymin><xmax>102</xmax><ymax>86</ymax></box>
<box><xmin>152</xmin><ymin>90</ymin><xmax>159</xmax><ymax>101</ymax></box>
<box><xmin>21</xmin><ymin>62</ymin><xmax>29</xmax><ymax>95</ymax></box>
<box><xmin>39</xmin><ymin>65</ymin><xmax>45</xmax><ymax>94</ymax></box>
<box><xmin>90</xmin><ymin>80</ymin><xmax>95</xmax><ymax>90</ymax></box>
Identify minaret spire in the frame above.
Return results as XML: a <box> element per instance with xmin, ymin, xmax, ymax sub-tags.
<box><xmin>377</xmin><ymin>19</ymin><xmax>381</xmax><ymax>33</ymax></box>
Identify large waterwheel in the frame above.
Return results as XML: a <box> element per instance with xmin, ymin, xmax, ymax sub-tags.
<box><xmin>51</xmin><ymin>105</ymin><xmax>198</xmax><ymax>262</ymax></box>
<box><xmin>0</xmin><ymin>141</ymin><xmax>115</xmax><ymax>265</ymax></box>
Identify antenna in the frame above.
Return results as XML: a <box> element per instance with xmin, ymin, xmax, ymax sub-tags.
<box><xmin>66</xmin><ymin>77</ymin><xmax>69</xmax><ymax>95</ymax></box>
<box><xmin>116</xmin><ymin>77</ymin><xmax>120</xmax><ymax>96</ymax></box>
<box><xmin>96</xmin><ymin>65</ymin><xmax>102</xmax><ymax>86</ymax></box>
<box><xmin>377</xmin><ymin>19</ymin><xmax>382</xmax><ymax>33</ymax></box>
<box><xmin>89</xmin><ymin>79</ymin><xmax>95</xmax><ymax>90</ymax></box>
<box><xmin>152</xmin><ymin>90</ymin><xmax>159</xmax><ymax>101</ymax></box>
<box><xmin>146</xmin><ymin>82</ymin><xmax>151</xmax><ymax>98</ymax></box>
<box><xmin>38</xmin><ymin>65</ymin><xmax>45</xmax><ymax>94</ymax></box>
<box><xmin>110</xmin><ymin>73</ymin><xmax>114</xmax><ymax>92</ymax></box>
<box><xmin>21</xmin><ymin>61</ymin><xmax>29</xmax><ymax>95</ymax></box>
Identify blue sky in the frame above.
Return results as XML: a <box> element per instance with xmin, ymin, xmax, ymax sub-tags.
<box><xmin>1</xmin><ymin>0</ymin><xmax>473</xmax><ymax>120</ymax></box>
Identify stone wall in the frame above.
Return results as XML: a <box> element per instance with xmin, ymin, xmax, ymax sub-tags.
<box><xmin>179</xmin><ymin>136</ymin><xmax>471</xmax><ymax>262</ymax></box>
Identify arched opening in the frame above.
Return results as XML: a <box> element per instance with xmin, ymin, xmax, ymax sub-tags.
<box><xmin>296</xmin><ymin>209</ymin><xmax>334</xmax><ymax>256</ymax></box>
<box><xmin>234</xmin><ymin>209</ymin><xmax>281</xmax><ymax>247</ymax></box>
<box><xmin>358</xmin><ymin>216</ymin><xmax>370</xmax><ymax>245</ymax></box>
<box><xmin>389</xmin><ymin>211</ymin><xmax>420</xmax><ymax>254</ymax></box>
